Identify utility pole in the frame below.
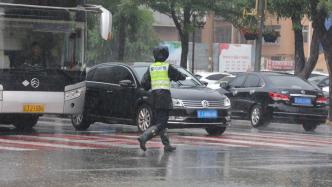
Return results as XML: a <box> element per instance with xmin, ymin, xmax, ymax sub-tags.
<box><xmin>208</xmin><ymin>11</ymin><xmax>215</xmax><ymax>72</ymax></box>
<box><xmin>191</xmin><ymin>15</ymin><xmax>196</xmax><ymax>73</ymax></box>
<box><xmin>254</xmin><ymin>0</ymin><xmax>265</xmax><ymax>72</ymax></box>
<box><xmin>191</xmin><ymin>13</ymin><xmax>206</xmax><ymax>73</ymax></box>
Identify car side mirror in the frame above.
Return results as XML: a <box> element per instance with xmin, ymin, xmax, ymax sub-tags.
<box><xmin>100</xmin><ymin>7</ymin><xmax>113</xmax><ymax>40</ymax></box>
<box><xmin>201</xmin><ymin>81</ymin><xmax>208</xmax><ymax>86</ymax></box>
<box><xmin>220</xmin><ymin>82</ymin><xmax>230</xmax><ymax>90</ymax></box>
<box><xmin>119</xmin><ymin>80</ymin><xmax>134</xmax><ymax>87</ymax></box>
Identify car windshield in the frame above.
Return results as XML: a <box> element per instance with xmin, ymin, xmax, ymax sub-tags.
<box><xmin>133</xmin><ymin>65</ymin><xmax>203</xmax><ymax>87</ymax></box>
<box><xmin>308</xmin><ymin>75</ymin><xmax>328</xmax><ymax>84</ymax></box>
<box><xmin>266</xmin><ymin>75</ymin><xmax>315</xmax><ymax>90</ymax></box>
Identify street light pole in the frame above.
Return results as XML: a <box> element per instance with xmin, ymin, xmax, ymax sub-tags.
<box><xmin>254</xmin><ymin>0</ymin><xmax>265</xmax><ymax>72</ymax></box>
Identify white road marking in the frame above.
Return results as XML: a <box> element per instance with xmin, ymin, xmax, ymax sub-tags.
<box><xmin>0</xmin><ymin>138</ymin><xmax>98</xmax><ymax>150</ymax></box>
<box><xmin>179</xmin><ymin>136</ymin><xmax>304</xmax><ymax>148</ymax></box>
<box><xmin>0</xmin><ymin>146</ymin><xmax>35</xmax><ymax>151</ymax></box>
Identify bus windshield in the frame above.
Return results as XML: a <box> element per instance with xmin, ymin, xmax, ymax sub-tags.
<box><xmin>0</xmin><ymin>17</ymin><xmax>84</xmax><ymax>71</ymax></box>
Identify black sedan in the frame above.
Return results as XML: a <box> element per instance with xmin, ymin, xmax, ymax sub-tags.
<box><xmin>71</xmin><ymin>63</ymin><xmax>231</xmax><ymax>135</ymax></box>
<box><xmin>221</xmin><ymin>72</ymin><xmax>328</xmax><ymax>131</ymax></box>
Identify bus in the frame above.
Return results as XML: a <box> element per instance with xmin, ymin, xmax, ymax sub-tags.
<box><xmin>0</xmin><ymin>0</ymin><xmax>112</xmax><ymax>130</ymax></box>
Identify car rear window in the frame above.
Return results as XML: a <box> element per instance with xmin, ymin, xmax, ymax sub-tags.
<box><xmin>217</xmin><ymin>76</ymin><xmax>235</xmax><ymax>83</ymax></box>
<box><xmin>308</xmin><ymin>75</ymin><xmax>327</xmax><ymax>84</ymax></box>
<box><xmin>266</xmin><ymin>75</ymin><xmax>314</xmax><ymax>90</ymax></box>
<box><xmin>206</xmin><ymin>74</ymin><xmax>226</xmax><ymax>80</ymax></box>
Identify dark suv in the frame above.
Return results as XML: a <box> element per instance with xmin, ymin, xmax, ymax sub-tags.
<box><xmin>71</xmin><ymin>63</ymin><xmax>231</xmax><ymax>136</ymax></box>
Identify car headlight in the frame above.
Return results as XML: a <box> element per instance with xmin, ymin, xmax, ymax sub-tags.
<box><xmin>224</xmin><ymin>97</ymin><xmax>231</xmax><ymax>107</ymax></box>
<box><xmin>65</xmin><ymin>87</ymin><xmax>85</xmax><ymax>101</ymax></box>
<box><xmin>172</xmin><ymin>98</ymin><xmax>184</xmax><ymax>108</ymax></box>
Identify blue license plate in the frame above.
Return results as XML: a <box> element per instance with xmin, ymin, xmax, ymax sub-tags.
<box><xmin>294</xmin><ymin>97</ymin><xmax>312</xmax><ymax>105</ymax></box>
<box><xmin>197</xmin><ymin>110</ymin><xmax>218</xmax><ymax>118</ymax></box>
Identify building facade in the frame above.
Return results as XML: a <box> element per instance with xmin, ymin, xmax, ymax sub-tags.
<box><xmin>152</xmin><ymin>11</ymin><xmax>327</xmax><ymax>73</ymax></box>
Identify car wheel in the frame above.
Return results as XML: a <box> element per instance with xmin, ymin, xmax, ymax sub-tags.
<box><xmin>302</xmin><ymin>122</ymin><xmax>318</xmax><ymax>132</ymax></box>
<box><xmin>136</xmin><ymin>104</ymin><xmax>153</xmax><ymax>132</ymax></box>
<box><xmin>205</xmin><ymin>126</ymin><xmax>227</xmax><ymax>136</ymax></box>
<box><xmin>71</xmin><ymin>113</ymin><xmax>91</xmax><ymax>131</ymax></box>
<box><xmin>250</xmin><ymin>104</ymin><xmax>269</xmax><ymax>128</ymax></box>
<box><xmin>13</xmin><ymin>116</ymin><xmax>39</xmax><ymax>131</ymax></box>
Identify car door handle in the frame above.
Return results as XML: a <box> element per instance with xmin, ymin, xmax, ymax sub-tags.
<box><xmin>106</xmin><ymin>90</ymin><xmax>113</xmax><ymax>94</ymax></box>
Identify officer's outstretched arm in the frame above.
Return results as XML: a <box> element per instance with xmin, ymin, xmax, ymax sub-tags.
<box><xmin>169</xmin><ymin>65</ymin><xmax>186</xmax><ymax>81</ymax></box>
<box><xmin>141</xmin><ymin>70</ymin><xmax>151</xmax><ymax>90</ymax></box>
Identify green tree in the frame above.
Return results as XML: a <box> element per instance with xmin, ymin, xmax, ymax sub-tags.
<box><xmin>268</xmin><ymin>0</ymin><xmax>319</xmax><ymax>79</ymax></box>
<box><xmin>87</xmin><ymin>0</ymin><xmax>158</xmax><ymax>65</ymax></box>
<box><xmin>215</xmin><ymin>0</ymin><xmax>332</xmax><ymax>122</ymax></box>
<box><xmin>313</xmin><ymin>0</ymin><xmax>332</xmax><ymax>122</ymax></box>
<box><xmin>142</xmin><ymin>0</ymin><xmax>215</xmax><ymax>68</ymax></box>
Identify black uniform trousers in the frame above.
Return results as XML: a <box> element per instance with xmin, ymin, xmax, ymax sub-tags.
<box><xmin>153</xmin><ymin>109</ymin><xmax>169</xmax><ymax>132</ymax></box>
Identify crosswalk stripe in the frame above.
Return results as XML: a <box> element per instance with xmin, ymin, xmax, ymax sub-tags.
<box><xmin>0</xmin><ymin>145</ymin><xmax>35</xmax><ymax>151</ymax></box>
<box><xmin>225</xmin><ymin>132</ymin><xmax>332</xmax><ymax>145</ymax></box>
<box><xmin>89</xmin><ymin>133</ymin><xmax>321</xmax><ymax>148</ymax></box>
<box><xmin>34</xmin><ymin>133</ymin><xmax>247</xmax><ymax>148</ymax></box>
<box><xmin>0</xmin><ymin>141</ymin><xmax>57</xmax><ymax>151</ymax></box>
<box><xmin>102</xmin><ymin>133</ymin><xmax>312</xmax><ymax>148</ymax></box>
<box><xmin>177</xmin><ymin>136</ymin><xmax>304</xmax><ymax>148</ymax></box>
<box><xmin>101</xmin><ymin>134</ymin><xmax>249</xmax><ymax>148</ymax></box>
<box><xmin>226</xmin><ymin>132</ymin><xmax>332</xmax><ymax>144</ymax></box>
<box><xmin>0</xmin><ymin>129</ymin><xmax>329</xmax><ymax>151</ymax></box>
<box><xmin>218</xmin><ymin>135</ymin><xmax>330</xmax><ymax>147</ymax></box>
<box><xmin>0</xmin><ymin>137</ymin><xmax>100</xmax><ymax>150</ymax></box>
<box><xmin>15</xmin><ymin>134</ymin><xmax>161</xmax><ymax>149</ymax></box>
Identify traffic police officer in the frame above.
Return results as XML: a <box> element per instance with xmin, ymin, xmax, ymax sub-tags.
<box><xmin>138</xmin><ymin>46</ymin><xmax>186</xmax><ymax>152</ymax></box>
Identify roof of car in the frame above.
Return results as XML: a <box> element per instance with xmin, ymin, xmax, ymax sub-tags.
<box><xmin>88</xmin><ymin>62</ymin><xmax>152</xmax><ymax>69</ymax></box>
<box><xmin>90</xmin><ymin>62</ymin><xmax>187</xmax><ymax>69</ymax></box>
<box><xmin>195</xmin><ymin>72</ymin><xmax>232</xmax><ymax>77</ymax></box>
<box><xmin>240</xmin><ymin>71</ymin><xmax>295</xmax><ymax>77</ymax></box>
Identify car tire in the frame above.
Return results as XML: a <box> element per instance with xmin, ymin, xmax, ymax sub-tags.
<box><xmin>205</xmin><ymin>126</ymin><xmax>227</xmax><ymax>136</ymax></box>
<box><xmin>250</xmin><ymin>104</ymin><xmax>269</xmax><ymax>128</ymax></box>
<box><xmin>302</xmin><ymin>122</ymin><xmax>318</xmax><ymax>132</ymax></box>
<box><xmin>71</xmin><ymin>113</ymin><xmax>92</xmax><ymax>131</ymax></box>
<box><xmin>136</xmin><ymin>104</ymin><xmax>153</xmax><ymax>132</ymax></box>
<box><xmin>13</xmin><ymin>116</ymin><xmax>39</xmax><ymax>131</ymax></box>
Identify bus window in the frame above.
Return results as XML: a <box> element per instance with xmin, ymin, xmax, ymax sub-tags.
<box><xmin>0</xmin><ymin>18</ymin><xmax>83</xmax><ymax>71</ymax></box>
<box><xmin>65</xmin><ymin>30</ymin><xmax>83</xmax><ymax>71</ymax></box>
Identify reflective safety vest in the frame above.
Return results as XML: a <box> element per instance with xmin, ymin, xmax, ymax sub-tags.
<box><xmin>150</xmin><ymin>62</ymin><xmax>170</xmax><ymax>90</ymax></box>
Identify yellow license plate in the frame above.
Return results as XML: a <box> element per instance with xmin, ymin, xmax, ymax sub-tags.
<box><xmin>23</xmin><ymin>104</ymin><xmax>45</xmax><ymax>113</ymax></box>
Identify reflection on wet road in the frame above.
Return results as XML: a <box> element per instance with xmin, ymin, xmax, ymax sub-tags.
<box><xmin>0</xmin><ymin>117</ymin><xmax>331</xmax><ymax>187</ymax></box>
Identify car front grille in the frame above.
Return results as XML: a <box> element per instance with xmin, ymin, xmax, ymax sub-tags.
<box><xmin>181</xmin><ymin>99</ymin><xmax>226</xmax><ymax>108</ymax></box>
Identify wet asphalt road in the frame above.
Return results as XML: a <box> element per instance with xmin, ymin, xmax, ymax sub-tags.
<box><xmin>0</xmin><ymin>117</ymin><xmax>331</xmax><ymax>187</ymax></box>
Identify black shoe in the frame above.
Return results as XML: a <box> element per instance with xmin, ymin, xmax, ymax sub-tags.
<box><xmin>164</xmin><ymin>145</ymin><xmax>176</xmax><ymax>152</ymax></box>
<box><xmin>137</xmin><ymin>137</ymin><xmax>147</xmax><ymax>151</ymax></box>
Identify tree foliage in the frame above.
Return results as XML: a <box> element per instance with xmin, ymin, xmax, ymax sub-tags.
<box><xmin>214</xmin><ymin>0</ymin><xmax>257</xmax><ymax>29</ymax></box>
<box><xmin>142</xmin><ymin>0</ymin><xmax>216</xmax><ymax>68</ymax></box>
<box><xmin>86</xmin><ymin>0</ymin><xmax>158</xmax><ymax>65</ymax></box>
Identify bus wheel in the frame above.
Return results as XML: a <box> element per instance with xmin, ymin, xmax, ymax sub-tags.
<box><xmin>13</xmin><ymin>116</ymin><xmax>39</xmax><ymax>131</ymax></box>
<box><xmin>71</xmin><ymin>113</ymin><xmax>91</xmax><ymax>131</ymax></box>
